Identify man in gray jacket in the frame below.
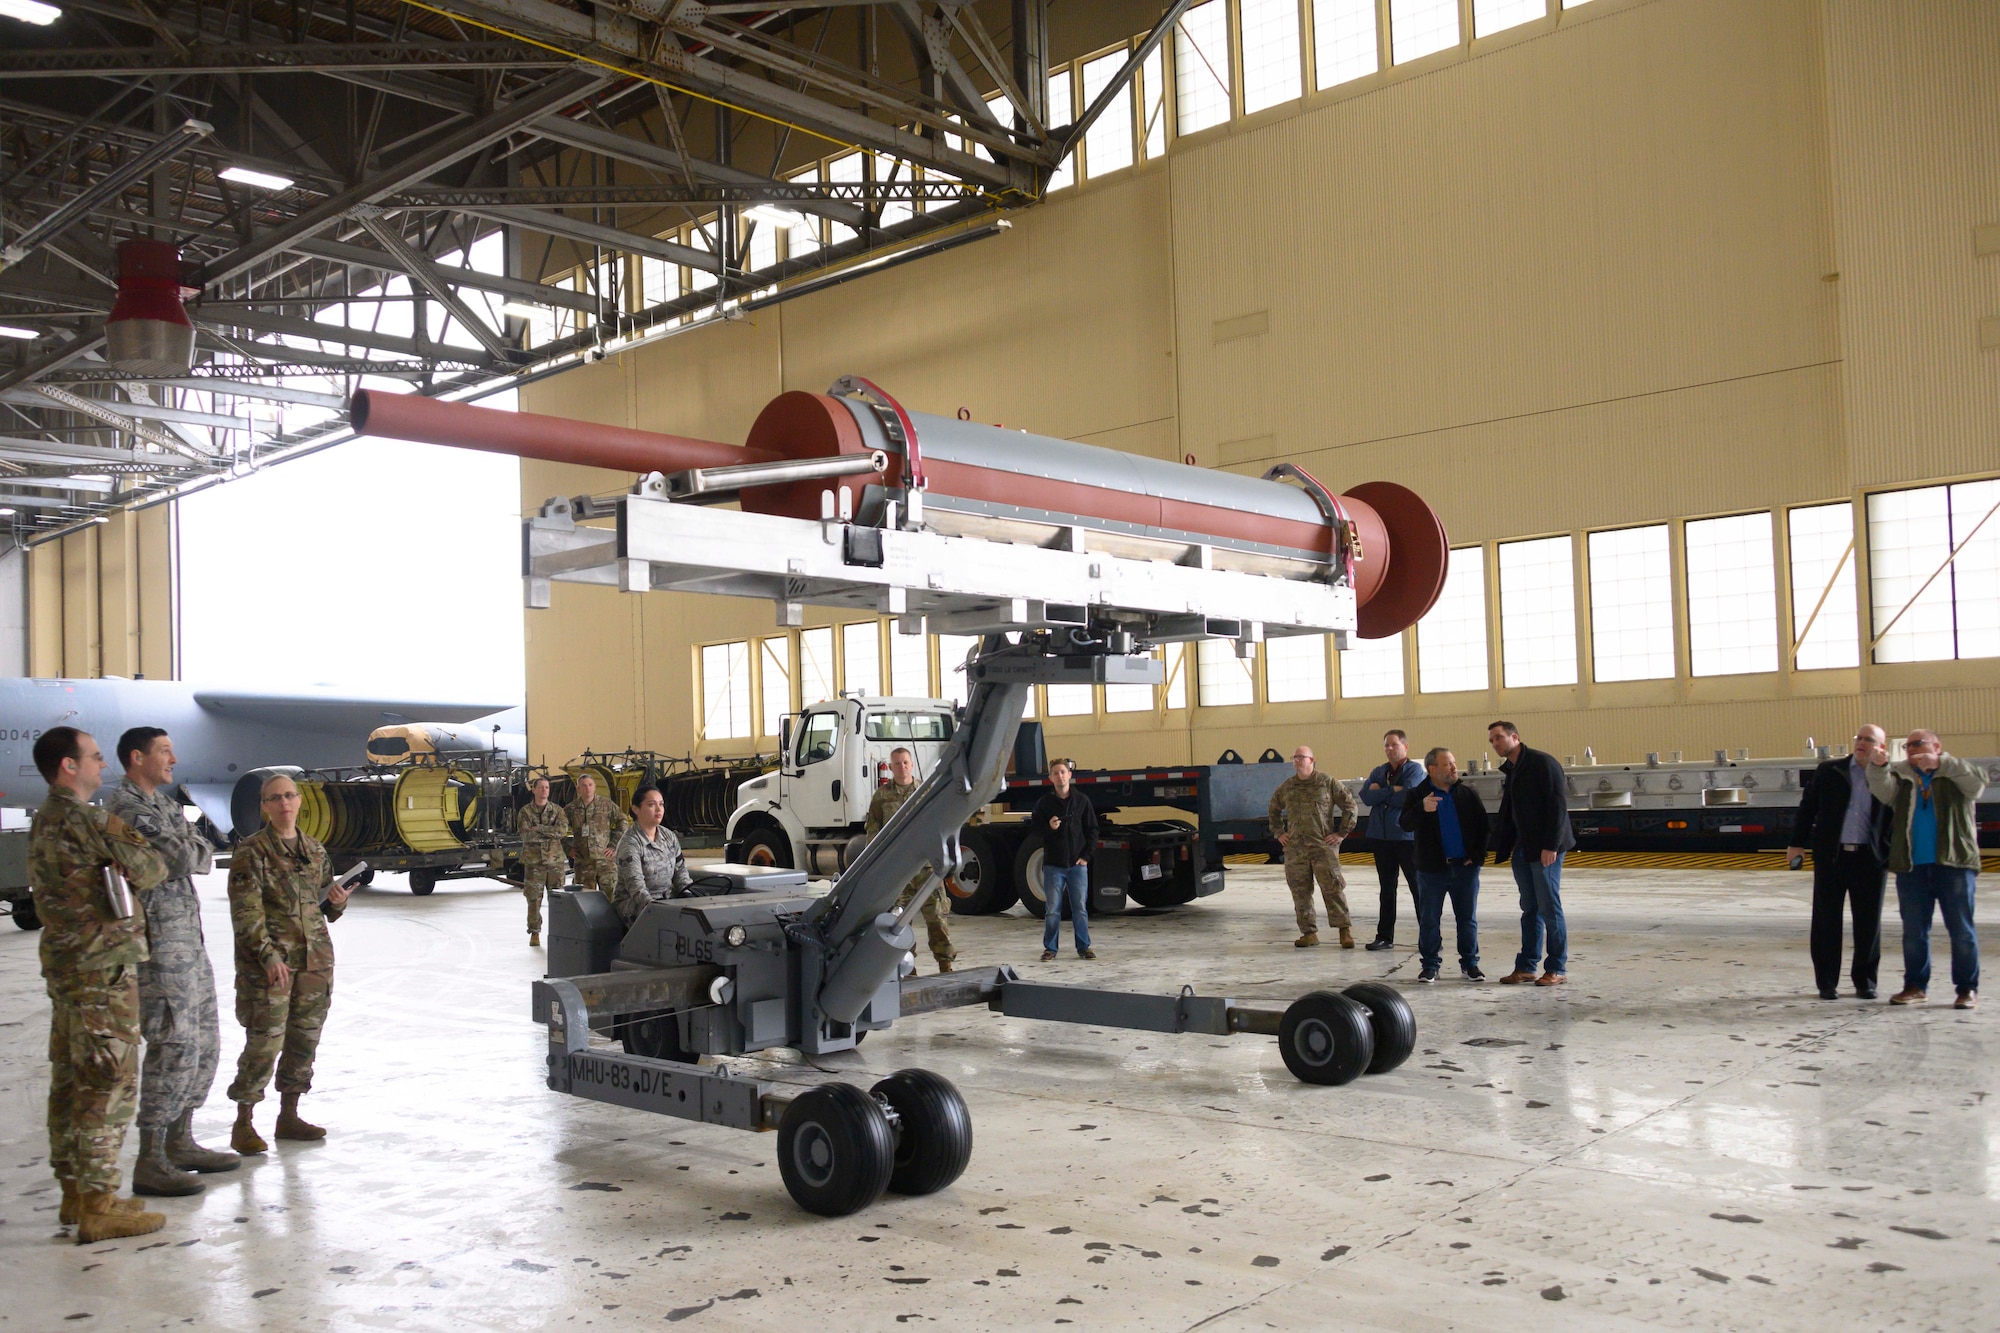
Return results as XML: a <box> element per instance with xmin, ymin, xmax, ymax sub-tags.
<box><xmin>1868</xmin><ymin>730</ymin><xmax>1987</xmax><ymax>1009</ymax></box>
<box><xmin>105</xmin><ymin>728</ymin><xmax>240</xmax><ymax>1196</ymax></box>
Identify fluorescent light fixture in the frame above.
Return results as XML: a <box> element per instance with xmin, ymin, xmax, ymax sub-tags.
<box><xmin>743</xmin><ymin>204</ymin><xmax>804</xmax><ymax>229</ymax></box>
<box><xmin>71</xmin><ymin>473</ymin><xmax>112</xmax><ymax>482</ymax></box>
<box><xmin>218</xmin><ymin>165</ymin><xmax>293</xmax><ymax>191</ymax></box>
<box><xmin>0</xmin><ymin>508</ymin><xmax>15</xmax><ymax>517</ymax></box>
<box><xmin>500</xmin><ymin>301</ymin><xmax>546</xmax><ymax>319</ymax></box>
<box><xmin>90</xmin><ymin>515</ymin><xmax>110</xmax><ymax>524</ymax></box>
<box><xmin>0</xmin><ymin>324</ymin><xmax>38</xmax><ymax>340</ymax></box>
<box><xmin>0</xmin><ymin>0</ymin><xmax>62</xmax><ymax>25</ymax></box>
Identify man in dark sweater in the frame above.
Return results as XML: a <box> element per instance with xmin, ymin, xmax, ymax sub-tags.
<box><xmin>1488</xmin><ymin>722</ymin><xmax>1576</xmax><ymax>986</ymax></box>
<box><xmin>1399</xmin><ymin>747</ymin><xmax>1488</xmax><ymax>984</ymax></box>
<box><xmin>1031</xmin><ymin>759</ymin><xmax>1100</xmax><ymax>962</ymax></box>
<box><xmin>1786</xmin><ymin>725</ymin><xmax>1893</xmax><ymax>999</ymax></box>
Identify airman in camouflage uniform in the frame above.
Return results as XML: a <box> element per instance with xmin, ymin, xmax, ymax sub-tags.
<box><xmin>516</xmin><ymin>776</ymin><xmax>569</xmax><ymax>946</ymax></box>
<box><xmin>1268</xmin><ymin>745</ymin><xmax>1360</xmax><ymax>948</ymax></box>
<box><xmin>611</xmin><ymin>785</ymin><xmax>694</xmax><ymax>927</ymax></box>
<box><xmin>28</xmin><ymin>726</ymin><xmax>171</xmax><ymax>1242</ymax></box>
<box><xmin>565</xmin><ymin>773</ymin><xmax>629</xmax><ymax>895</ymax></box>
<box><xmin>225</xmin><ymin>774</ymin><xmax>353</xmax><ymax>1154</ymax></box>
<box><xmin>104</xmin><ymin>727</ymin><xmax>239</xmax><ymax>1199</ymax></box>
<box><xmin>866</xmin><ymin>748</ymin><xmax>954</xmax><ymax>974</ymax></box>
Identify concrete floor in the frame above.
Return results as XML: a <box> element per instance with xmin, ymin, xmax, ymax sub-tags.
<box><xmin>1</xmin><ymin>862</ymin><xmax>1993</xmax><ymax>1331</ymax></box>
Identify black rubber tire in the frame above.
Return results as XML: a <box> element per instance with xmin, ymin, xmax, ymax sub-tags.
<box><xmin>10</xmin><ymin>894</ymin><xmax>39</xmax><ymax>931</ymax></box>
<box><xmin>870</xmin><ymin>1068</ymin><xmax>973</xmax><ymax>1196</ymax></box>
<box><xmin>354</xmin><ymin>867</ymin><xmax>376</xmax><ymax>889</ymax></box>
<box><xmin>1278</xmin><ymin>991</ymin><xmax>1375</xmax><ymax>1086</ymax></box>
<box><xmin>1341</xmin><ymin>981</ymin><xmax>1418</xmax><ymax>1074</ymax></box>
<box><xmin>1014</xmin><ymin>837</ymin><xmax>1074</xmax><ymax>920</ymax></box>
<box><xmin>739</xmin><ymin>825</ymin><xmax>795</xmax><ymax>870</ymax></box>
<box><xmin>618</xmin><ymin>1009</ymin><xmax>696</xmax><ymax>1062</ymax></box>
<box><xmin>777</xmin><ymin>1082</ymin><xmax>896</xmax><ymax>1216</ymax></box>
<box><xmin>408</xmin><ymin>869</ymin><xmax>438</xmax><ymax>895</ymax></box>
<box><xmin>947</xmin><ymin>827</ymin><xmax>1018</xmax><ymax>916</ymax></box>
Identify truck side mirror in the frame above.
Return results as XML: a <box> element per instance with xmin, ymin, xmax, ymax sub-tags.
<box><xmin>779</xmin><ymin>716</ymin><xmax>794</xmax><ymax>767</ymax></box>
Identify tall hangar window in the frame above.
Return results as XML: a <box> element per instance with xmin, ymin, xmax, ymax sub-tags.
<box><xmin>1264</xmin><ymin>634</ymin><xmax>1328</xmax><ymax>702</ymax></box>
<box><xmin>1175</xmin><ymin>1</ymin><xmax>1233</xmax><ymax>136</ymax></box>
<box><xmin>1081</xmin><ymin>48</ymin><xmax>1136</xmax><ymax>179</ymax></box>
<box><xmin>1474</xmin><ymin>0</ymin><xmax>1545</xmax><ymax>38</ymax></box>
<box><xmin>1390</xmin><ymin>0</ymin><xmax>1459</xmax><ymax>63</ymax></box>
<box><xmin>1787</xmin><ymin>503</ymin><xmax>1860</xmax><ymax>670</ymax></box>
<box><xmin>759</xmin><ymin>638</ymin><xmax>791</xmax><ymax>737</ymax></box>
<box><xmin>889</xmin><ymin>627</ymin><xmax>930</xmax><ymax>696</ymax></box>
<box><xmin>1197</xmin><ymin>638</ymin><xmax>1254</xmax><ymax>707</ymax></box>
<box><xmin>1684</xmin><ymin>512</ymin><xmax>1779</xmax><ymax>677</ymax></box>
<box><xmin>1417</xmin><ymin>547</ymin><xmax>1489</xmax><ymax>693</ymax></box>
<box><xmin>701</xmin><ymin>642</ymin><xmax>752</xmax><ymax>741</ymax></box>
<box><xmin>800</xmin><ymin>627</ymin><xmax>836</xmax><ymax>704</ymax></box>
<box><xmin>1313</xmin><ymin>0</ymin><xmax>1379</xmax><ymax>89</ymax></box>
<box><xmin>1164</xmin><ymin>642</ymin><xmax>1189</xmax><ymax>710</ymax></box>
<box><xmin>787</xmin><ymin>167</ymin><xmax>822</xmax><ymax>257</ymax></box>
<box><xmin>686</xmin><ymin>225</ymin><xmax>719</xmax><ymax>293</ymax></box>
<box><xmin>874</xmin><ymin>152</ymin><xmax>916</xmax><ymax>228</ymax></box>
<box><xmin>1141</xmin><ymin>43</ymin><xmax>1168</xmax><ymax>158</ymax></box>
<box><xmin>1498</xmin><ymin>536</ymin><xmax>1577</xmax><ymax>687</ymax></box>
<box><xmin>1587</xmin><ymin>524</ymin><xmax>1675</xmax><ymax>682</ymax></box>
<box><xmin>1047</xmin><ymin>66</ymin><xmax>1077</xmax><ymax>190</ymax></box>
<box><xmin>1338</xmin><ymin>630</ymin><xmax>1405</xmax><ymax>698</ymax></box>
<box><xmin>639</xmin><ymin>254</ymin><xmax>680</xmax><ymax>310</ymax></box>
<box><xmin>1239</xmin><ymin>0</ymin><xmax>1303</xmax><ymax>114</ymax></box>
<box><xmin>1045</xmin><ymin>683</ymin><xmax>1094</xmax><ymax>716</ymax></box>
<box><xmin>825</xmin><ymin>154</ymin><xmax>864</xmax><ymax>243</ymax></box>
<box><xmin>1866</xmin><ymin>479</ymin><xmax>2000</xmax><ymax>663</ymax></box>
<box><xmin>841</xmin><ymin>622</ymin><xmax>881</xmax><ymax>695</ymax></box>
<box><xmin>935</xmin><ymin>635</ymin><xmax>982</xmax><ymax>706</ymax></box>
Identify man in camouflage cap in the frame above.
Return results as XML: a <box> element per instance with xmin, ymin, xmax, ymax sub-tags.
<box><xmin>565</xmin><ymin>772</ymin><xmax>629</xmax><ymax>897</ymax></box>
<box><xmin>515</xmin><ymin>775</ymin><xmax>568</xmax><ymax>947</ymax></box>
<box><xmin>1267</xmin><ymin>744</ymin><xmax>1360</xmax><ymax>948</ymax></box>
<box><xmin>225</xmin><ymin>773</ymin><xmax>356</xmax><ymax>1154</ymax></box>
<box><xmin>865</xmin><ymin>747</ymin><xmax>955</xmax><ymax>974</ymax></box>
<box><xmin>105</xmin><ymin>727</ymin><xmax>239</xmax><ymax>1198</ymax></box>
<box><xmin>29</xmin><ymin>725</ymin><xmax>171</xmax><ymax>1242</ymax></box>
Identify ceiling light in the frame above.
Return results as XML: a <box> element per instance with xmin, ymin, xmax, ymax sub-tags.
<box><xmin>71</xmin><ymin>473</ymin><xmax>112</xmax><ymax>482</ymax></box>
<box><xmin>218</xmin><ymin>166</ymin><xmax>293</xmax><ymax>191</ymax></box>
<box><xmin>0</xmin><ymin>508</ymin><xmax>15</xmax><ymax>517</ymax></box>
<box><xmin>744</xmin><ymin>204</ymin><xmax>804</xmax><ymax>229</ymax></box>
<box><xmin>501</xmin><ymin>301</ymin><xmax>546</xmax><ymax>319</ymax></box>
<box><xmin>0</xmin><ymin>0</ymin><xmax>62</xmax><ymax>24</ymax></box>
<box><xmin>0</xmin><ymin>324</ymin><xmax>38</xmax><ymax>340</ymax></box>
<box><xmin>90</xmin><ymin>515</ymin><xmax>110</xmax><ymax>524</ymax></box>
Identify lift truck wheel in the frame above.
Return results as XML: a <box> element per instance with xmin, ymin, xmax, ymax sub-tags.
<box><xmin>739</xmin><ymin>826</ymin><xmax>794</xmax><ymax>870</ymax></box>
<box><xmin>870</xmin><ymin>1069</ymin><xmax>973</xmax><ymax>1196</ymax></box>
<box><xmin>9</xmin><ymin>894</ymin><xmax>38</xmax><ymax>931</ymax></box>
<box><xmin>948</xmin><ymin>827</ymin><xmax>1018</xmax><ymax>916</ymax></box>
<box><xmin>1341</xmin><ymin>981</ymin><xmax>1417</xmax><ymax>1074</ymax></box>
<box><xmin>1278</xmin><ymin>991</ymin><xmax>1375</xmax><ymax>1086</ymax></box>
<box><xmin>618</xmin><ymin>1010</ymin><xmax>696</xmax><ymax>1062</ymax></box>
<box><xmin>408</xmin><ymin>869</ymin><xmax>438</xmax><ymax>895</ymax></box>
<box><xmin>777</xmin><ymin>1083</ymin><xmax>896</xmax><ymax>1216</ymax></box>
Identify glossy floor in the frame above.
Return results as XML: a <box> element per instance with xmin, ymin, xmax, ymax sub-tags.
<box><xmin>1</xmin><ymin>864</ymin><xmax>1993</xmax><ymax>1331</ymax></box>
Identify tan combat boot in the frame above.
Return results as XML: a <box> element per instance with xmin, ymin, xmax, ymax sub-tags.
<box><xmin>59</xmin><ymin>1180</ymin><xmax>146</xmax><ymax>1226</ymax></box>
<box><xmin>1295</xmin><ymin>932</ymin><xmax>1320</xmax><ymax>948</ymax></box>
<box><xmin>275</xmin><ymin>1092</ymin><xmax>326</xmax><ymax>1141</ymax></box>
<box><xmin>529</xmin><ymin>931</ymin><xmax>541</xmax><ymax>947</ymax></box>
<box><xmin>1339</xmin><ymin>927</ymin><xmax>1356</xmax><ymax>949</ymax></box>
<box><xmin>166</xmin><ymin>1110</ymin><xmax>240</xmax><ymax>1173</ymax></box>
<box><xmin>231</xmin><ymin>1103</ymin><xmax>268</xmax><ymax>1156</ymax></box>
<box><xmin>76</xmin><ymin>1190</ymin><xmax>165</xmax><ymax>1243</ymax></box>
<box><xmin>132</xmin><ymin>1127</ymin><xmax>204</xmax><ymax>1197</ymax></box>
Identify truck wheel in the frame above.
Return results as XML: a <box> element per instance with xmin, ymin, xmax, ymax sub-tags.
<box><xmin>777</xmin><ymin>1083</ymin><xmax>895</xmax><ymax>1216</ymax></box>
<box><xmin>947</xmin><ymin>828</ymin><xmax>1017</xmax><ymax>915</ymax></box>
<box><xmin>1341</xmin><ymin>982</ymin><xmax>1417</xmax><ymax>1074</ymax></box>
<box><xmin>408</xmin><ymin>869</ymin><xmax>438</xmax><ymax>895</ymax></box>
<box><xmin>871</xmin><ymin>1068</ymin><xmax>973</xmax><ymax>1196</ymax></box>
<box><xmin>1013</xmin><ymin>839</ymin><xmax>1070</xmax><ymax>920</ymax></box>
<box><xmin>10</xmin><ymin>895</ymin><xmax>39</xmax><ymax>931</ymax></box>
<box><xmin>740</xmin><ymin>825</ymin><xmax>794</xmax><ymax>870</ymax></box>
<box><xmin>1278</xmin><ymin>991</ymin><xmax>1375</xmax><ymax>1086</ymax></box>
<box><xmin>619</xmin><ymin>1010</ymin><xmax>696</xmax><ymax>1062</ymax></box>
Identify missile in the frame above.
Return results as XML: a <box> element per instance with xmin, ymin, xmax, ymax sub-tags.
<box><xmin>350</xmin><ymin>383</ymin><xmax>1448</xmax><ymax>636</ymax></box>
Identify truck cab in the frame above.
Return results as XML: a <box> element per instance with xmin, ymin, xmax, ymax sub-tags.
<box><xmin>725</xmin><ymin>695</ymin><xmax>956</xmax><ymax>876</ymax></box>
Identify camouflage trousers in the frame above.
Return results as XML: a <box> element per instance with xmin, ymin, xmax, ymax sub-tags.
<box><xmin>574</xmin><ymin>848</ymin><xmax>616</xmax><ymax>895</ymax></box>
<box><xmin>522</xmin><ymin>861</ymin><xmax>566</xmax><ymax>934</ymax></box>
<box><xmin>137</xmin><ymin>882</ymin><xmax>222</xmax><ymax>1128</ymax></box>
<box><xmin>1284</xmin><ymin>841</ymin><xmax>1351</xmax><ymax>934</ymax></box>
<box><xmin>226</xmin><ymin>966</ymin><xmax>333</xmax><ymax>1105</ymax></box>
<box><xmin>896</xmin><ymin>871</ymin><xmax>956</xmax><ymax>967</ymax></box>
<box><xmin>47</xmin><ymin>964</ymin><xmax>141</xmax><ymax>1193</ymax></box>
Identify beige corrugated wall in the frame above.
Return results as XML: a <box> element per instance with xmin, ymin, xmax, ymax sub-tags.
<box><xmin>25</xmin><ymin>504</ymin><xmax>178</xmax><ymax>681</ymax></box>
<box><xmin>521</xmin><ymin>0</ymin><xmax>2000</xmax><ymax>775</ymax></box>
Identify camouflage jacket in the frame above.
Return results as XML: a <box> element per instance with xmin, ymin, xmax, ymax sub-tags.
<box><xmin>565</xmin><ymin>794</ymin><xmax>630</xmax><ymax>858</ymax></box>
<box><xmin>864</xmin><ymin>779</ymin><xmax>918</xmax><ymax>836</ymax></box>
<box><xmin>517</xmin><ymin>799</ymin><xmax>570</xmax><ymax>866</ymax></box>
<box><xmin>104</xmin><ymin>777</ymin><xmax>214</xmax><ymax>891</ymax></box>
<box><xmin>29</xmin><ymin>786</ymin><xmax>170</xmax><ymax>979</ymax></box>
<box><xmin>229</xmin><ymin>824</ymin><xmax>342</xmax><ymax>976</ymax></box>
<box><xmin>612</xmin><ymin>825</ymin><xmax>692</xmax><ymax>922</ymax></box>
<box><xmin>1268</xmin><ymin>771</ymin><xmax>1359</xmax><ymax>845</ymax></box>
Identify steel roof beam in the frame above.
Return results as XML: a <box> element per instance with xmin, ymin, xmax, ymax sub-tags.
<box><xmin>0</xmin><ymin>42</ymin><xmax>563</xmax><ymax>79</ymax></box>
<box><xmin>444</xmin><ymin>206</ymin><xmax>718</xmax><ymax>271</ymax></box>
<box><xmin>353</xmin><ymin>208</ymin><xmax>517</xmax><ymax>361</ymax></box>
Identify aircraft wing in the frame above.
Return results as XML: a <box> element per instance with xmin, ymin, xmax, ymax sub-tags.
<box><xmin>192</xmin><ymin>691</ymin><xmax>511</xmax><ymax>734</ymax></box>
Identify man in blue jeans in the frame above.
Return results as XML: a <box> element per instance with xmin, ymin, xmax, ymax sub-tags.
<box><xmin>1399</xmin><ymin>747</ymin><xmax>1488</xmax><ymax>983</ymax></box>
<box><xmin>1869</xmin><ymin>729</ymin><xmax>1985</xmax><ymax>1009</ymax></box>
<box><xmin>1032</xmin><ymin>759</ymin><xmax>1099</xmax><ymax>962</ymax></box>
<box><xmin>1488</xmin><ymin>722</ymin><xmax>1576</xmax><ymax>987</ymax></box>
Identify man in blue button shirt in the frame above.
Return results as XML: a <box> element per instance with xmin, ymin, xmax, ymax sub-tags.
<box><xmin>1359</xmin><ymin>730</ymin><xmax>1425</xmax><ymax>951</ymax></box>
<box><xmin>1400</xmin><ymin>746</ymin><xmax>1490</xmax><ymax>984</ymax></box>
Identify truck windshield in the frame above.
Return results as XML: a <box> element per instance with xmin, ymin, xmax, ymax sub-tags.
<box><xmin>864</xmin><ymin>711</ymin><xmax>954</xmax><ymax>742</ymax></box>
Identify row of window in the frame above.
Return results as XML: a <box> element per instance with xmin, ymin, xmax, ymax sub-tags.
<box><xmin>696</xmin><ymin>479</ymin><xmax>1995</xmax><ymax>738</ymax></box>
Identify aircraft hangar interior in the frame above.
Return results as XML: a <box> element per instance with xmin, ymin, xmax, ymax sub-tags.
<box><xmin>0</xmin><ymin>0</ymin><xmax>1995</xmax><ymax>1328</ymax></box>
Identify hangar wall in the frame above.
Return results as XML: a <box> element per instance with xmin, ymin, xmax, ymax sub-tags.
<box><xmin>20</xmin><ymin>505</ymin><xmax>178</xmax><ymax>681</ymax></box>
<box><xmin>520</xmin><ymin>0</ymin><xmax>2000</xmax><ymax>775</ymax></box>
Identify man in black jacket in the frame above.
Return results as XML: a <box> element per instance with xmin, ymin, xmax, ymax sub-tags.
<box><xmin>1488</xmin><ymin>722</ymin><xmax>1576</xmax><ymax>986</ymax></box>
<box><xmin>1786</xmin><ymin>725</ymin><xmax>1893</xmax><ymax>999</ymax></box>
<box><xmin>1399</xmin><ymin>747</ymin><xmax>1488</xmax><ymax>983</ymax></box>
<box><xmin>1031</xmin><ymin>759</ymin><xmax>1100</xmax><ymax>962</ymax></box>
